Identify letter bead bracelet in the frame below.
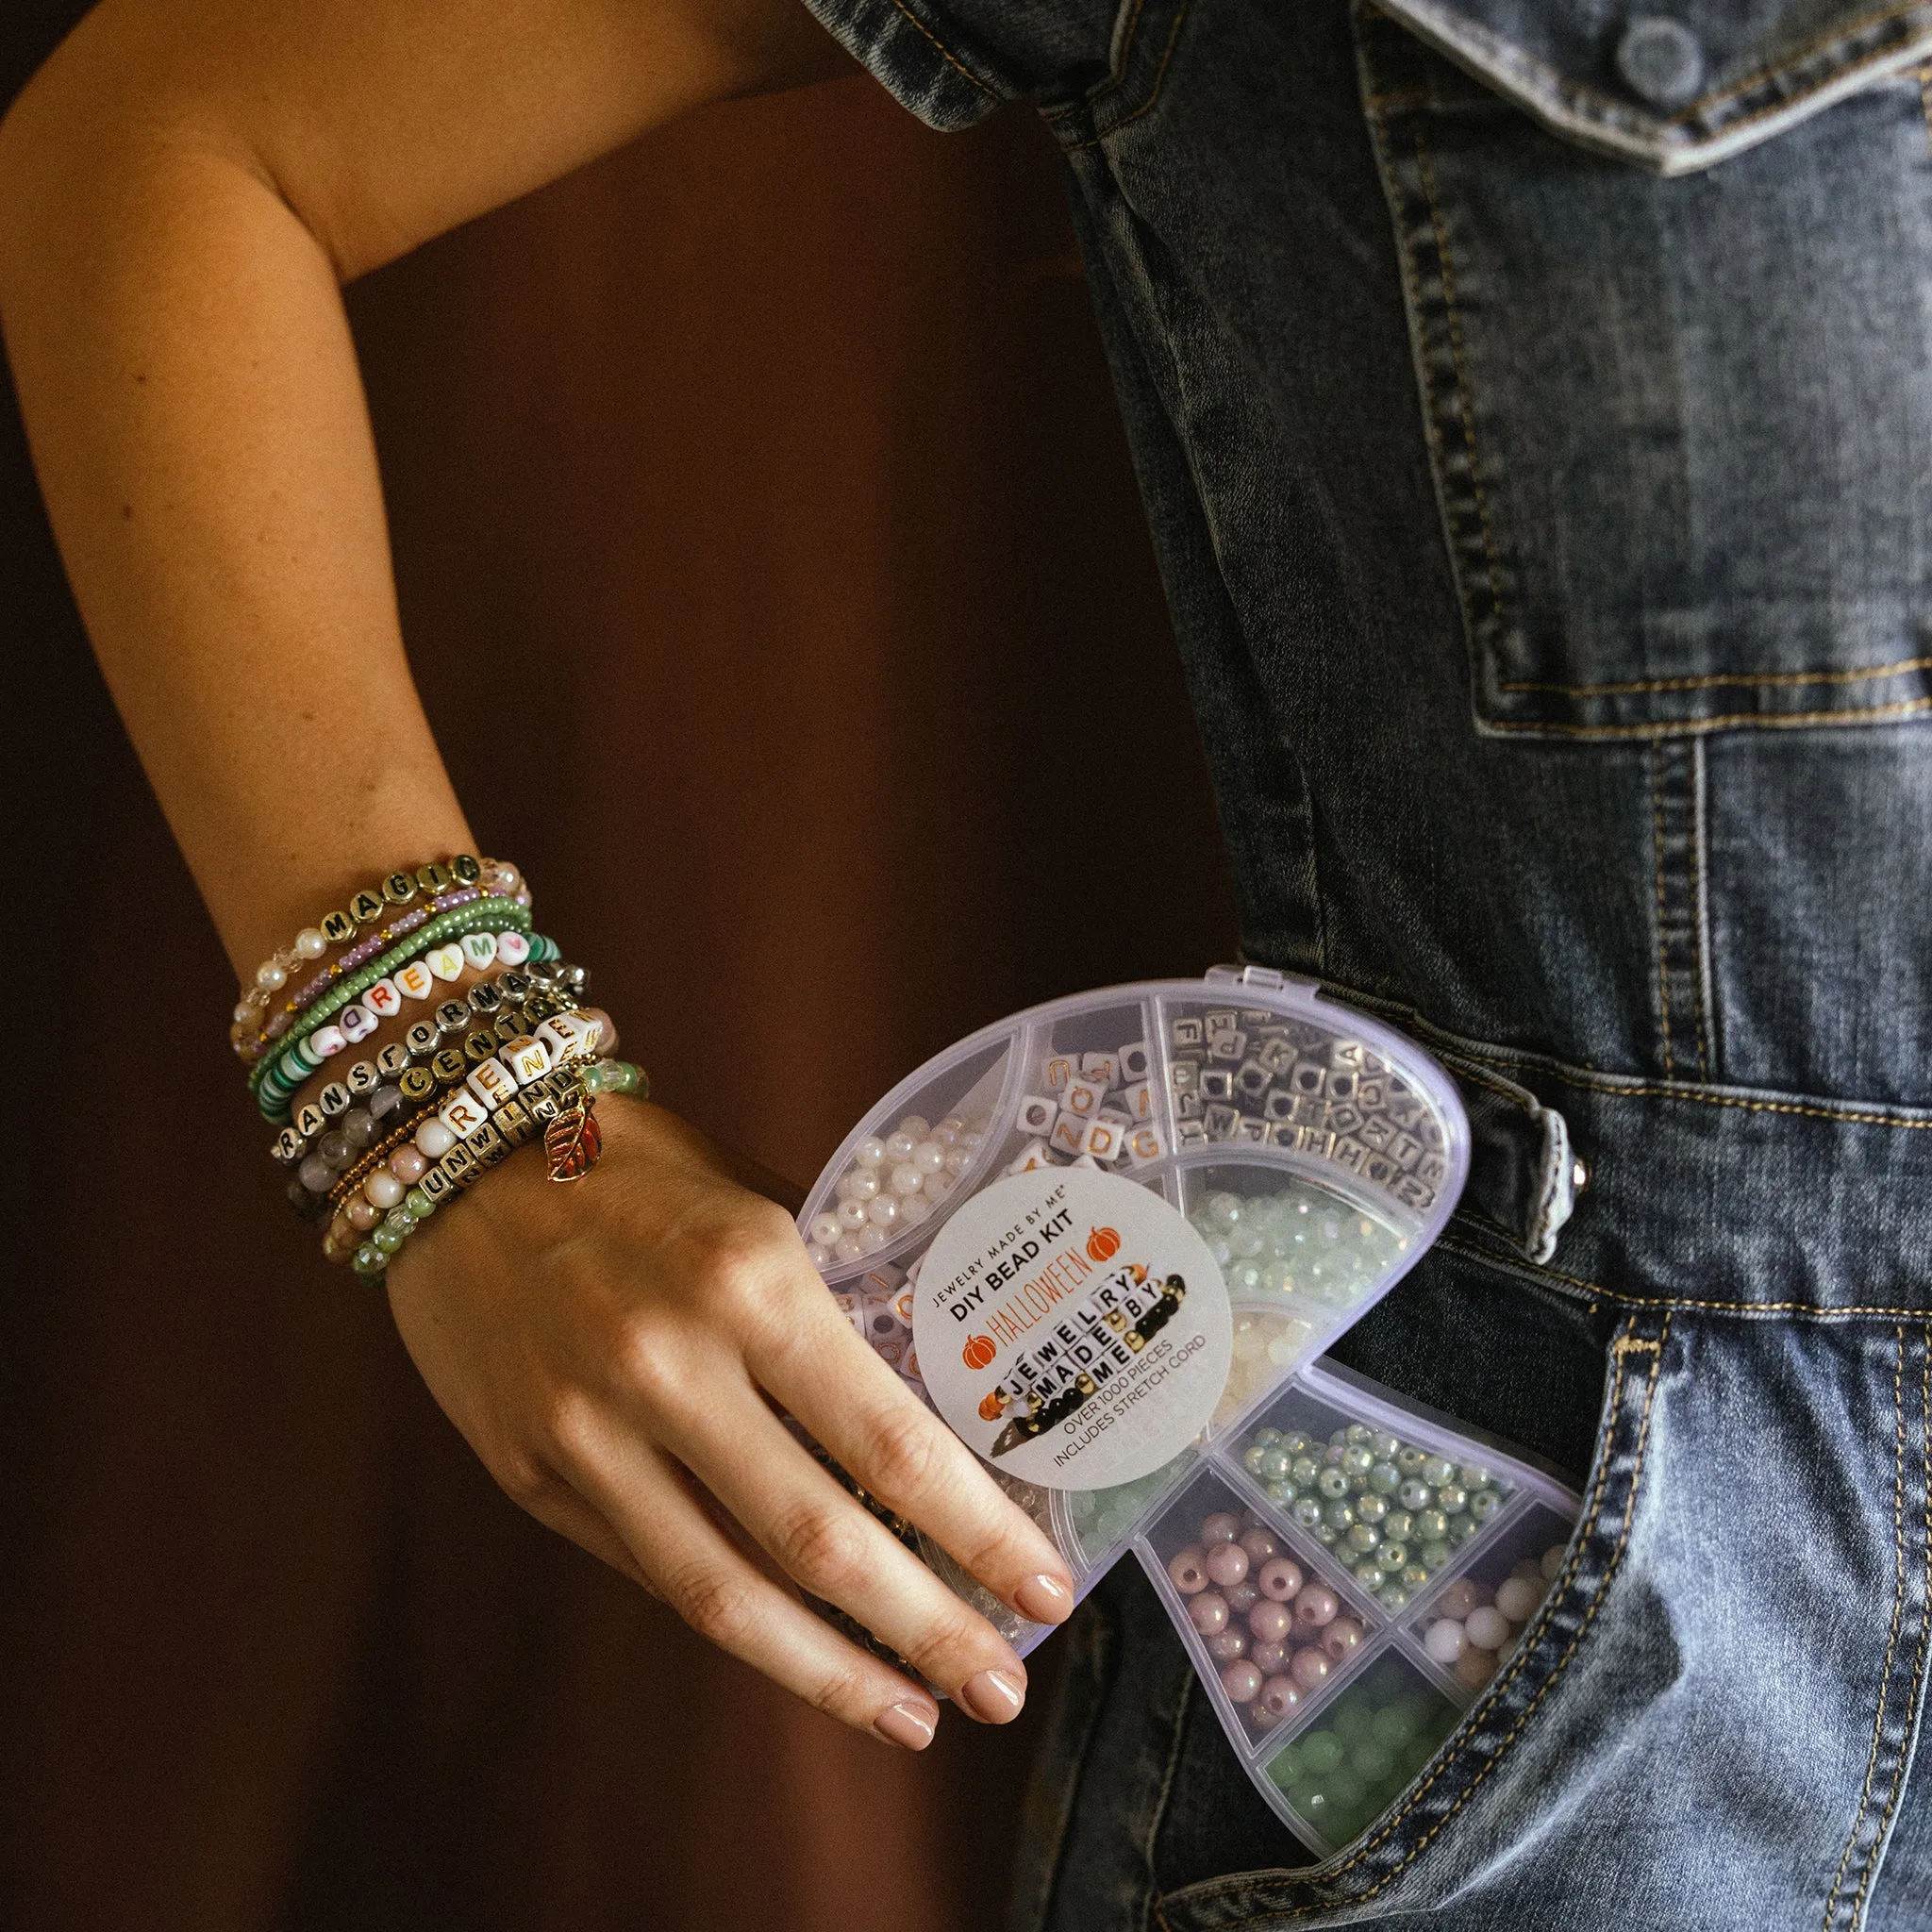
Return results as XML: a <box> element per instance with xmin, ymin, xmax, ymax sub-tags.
<box><xmin>228</xmin><ymin>852</ymin><xmax>645</xmax><ymax>1280</ymax></box>
<box><xmin>230</xmin><ymin>854</ymin><xmax>529</xmax><ymax>1062</ymax></box>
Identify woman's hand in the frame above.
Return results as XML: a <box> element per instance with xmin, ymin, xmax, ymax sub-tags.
<box><xmin>386</xmin><ymin>1098</ymin><xmax>1075</xmax><ymax>1749</ymax></box>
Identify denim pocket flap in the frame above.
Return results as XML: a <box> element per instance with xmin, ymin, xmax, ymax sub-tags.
<box><xmin>1374</xmin><ymin>0</ymin><xmax>1932</xmax><ymax>174</ymax></box>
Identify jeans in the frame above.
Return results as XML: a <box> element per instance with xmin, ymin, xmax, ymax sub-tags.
<box><xmin>795</xmin><ymin>0</ymin><xmax>1932</xmax><ymax>1920</ymax></box>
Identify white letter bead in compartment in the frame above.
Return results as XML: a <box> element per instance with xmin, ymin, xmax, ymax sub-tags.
<box><xmin>792</xmin><ymin>972</ymin><xmax>1478</xmax><ymax>1841</ymax></box>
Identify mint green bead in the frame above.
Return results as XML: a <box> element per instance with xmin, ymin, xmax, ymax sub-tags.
<box><xmin>372</xmin><ymin>1225</ymin><xmax>405</xmax><ymax>1255</ymax></box>
<box><xmin>1253</xmin><ymin>1426</ymin><xmax>1281</xmax><ymax>1446</ymax></box>
<box><xmin>1416</xmin><ymin>1508</ymin><xmax>1448</xmax><ymax>1541</ymax></box>
<box><xmin>352</xmin><ymin>1243</ymin><xmax>386</xmax><ymax>1276</ymax></box>
<box><xmin>1299</xmin><ymin>1731</ymin><xmax>1343</xmax><ymax>1774</ymax></box>
<box><xmin>1259</xmin><ymin>1446</ymin><xmax>1293</xmax><ymax>1481</ymax></box>
<box><xmin>1436</xmin><ymin>1484</ymin><xmax>1469</xmax><ymax>1515</ymax></box>
<box><xmin>1470</xmin><ymin>1489</ymin><xmax>1505</xmax><ymax>1524</ymax></box>
<box><xmin>1383</xmin><ymin>1509</ymin><xmax>1414</xmax><ymax>1541</ymax></box>
<box><xmin>383</xmin><ymin>1208</ymin><xmax>417</xmax><ymax>1237</ymax></box>
<box><xmin>1369</xmin><ymin>1460</ymin><xmax>1402</xmax><ymax>1494</ymax></box>
<box><xmin>1422</xmin><ymin>1457</ymin><xmax>1457</xmax><ymax>1487</ymax></box>
<box><xmin>1323</xmin><ymin>1499</ymin><xmax>1356</xmax><ymax>1530</ymax></box>
<box><xmin>1377</xmin><ymin>1540</ymin><xmax>1409</xmax><ymax>1572</ymax></box>
<box><xmin>1420</xmin><ymin>1540</ymin><xmax>1453</xmax><ymax>1570</ymax></box>
<box><xmin>1345</xmin><ymin>1522</ymin><xmax>1380</xmax><ymax>1552</ymax></box>
<box><xmin>404</xmin><ymin>1187</ymin><xmax>435</xmax><ymax>1218</ymax></box>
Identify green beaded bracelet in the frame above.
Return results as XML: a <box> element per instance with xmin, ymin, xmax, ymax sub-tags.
<box><xmin>259</xmin><ymin>925</ymin><xmax>562</xmax><ymax>1125</ymax></box>
<box><xmin>349</xmin><ymin>1059</ymin><xmax>647</xmax><ymax>1280</ymax></box>
<box><xmin>251</xmin><ymin>897</ymin><xmax>533</xmax><ymax>1112</ymax></box>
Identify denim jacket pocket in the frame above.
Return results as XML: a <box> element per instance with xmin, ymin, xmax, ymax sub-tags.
<box><xmin>1357</xmin><ymin>1</ymin><xmax>1932</xmax><ymax>739</ymax></box>
<box><xmin>1156</xmin><ymin>1303</ymin><xmax>1673</xmax><ymax>1930</ymax></box>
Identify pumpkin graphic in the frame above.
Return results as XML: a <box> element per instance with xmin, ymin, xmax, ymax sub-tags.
<box><xmin>1087</xmin><ymin>1225</ymin><xmax>1122</xmax><ymax>1263</ymax></box>
<box><xmin>961</xmin><ymin>1333</ymin><xmax>997</xmax><ymax>1371</ymax></box>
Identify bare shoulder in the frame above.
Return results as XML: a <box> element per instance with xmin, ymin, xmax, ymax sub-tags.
<box><xmin>0</xmin><ymin>0</ymin><xmax>853</xmax><ymax>277</ymax></box>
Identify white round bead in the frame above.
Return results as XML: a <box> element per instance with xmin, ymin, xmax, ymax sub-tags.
<box><xmin>866</xmin><ymin>1195</ymin><xmax>900</xmax><ymax>1227</ymax></box>
<box><xmin>889</xmin><ymin>1163</ymin><xmax>924</xmax><ymax>1197</ymax></box>
<box><xmin>885</xmin><ymin>1130</ymin><xmax>917</xmax><ymax>1162</ymax></box>
<box><xmin>494</xmin><ymin>930</ymin><xmax>530</xmax><ymax>965</ymax></box>
<box><xmin>1464</xmin><ymin>1607</ymin><xmax>1510</xmax><ymax>1650</ymax></box>
<box><xmin>809</xmin><ymin>1212</ymin><xmax>843</xmax><ymax>1248</ymax></box>
<box><xmin>364</xmin><ymin>1171</ymin><xmax>405</xmax><ymax>1209</ymax></box>
<box><xmin>806</xmin><ymin>1244</ymin><xmax>832</xmax><ymax>1269</ymax></box>
<box><xmin>897</xmin><ymin>1116</ymin><xmax>930</xmax><ymax>1140</ymax></box>
<box><xmin>415</xmin><ymin>1119</ymin><xmax>457</xmax><ymax>1158</ymax></box>
<box><xmin>232</xmin><ymin>1001</ymin><xmax>257</xmax><ymax>1025</ymax></box>
<box><xmin>900</xmin><ymin>1194</ymin><xmax>932</xmax><ymax>1225</ymax></box>
<box><xmin>833</xmin><ymin>1234</ymin><xmax>864</xmax><ymax>1263</ymax></box>
<box><xmin>943</xmin><ymin>1149</ymin><xmax>970</xmax><ymax>1175</ymax></box>
<box><xmin>837</xmin><ymin>1168</ymin><xmax>880</xmax><ymax>1203</ymax></box>
<box><xmin>910</xmin><ymin>1141</ymin><xmax>945</xmax><ymax>1174</ymax></box>
<box><xmin>923</xmin><ymin>1172</ymin><xmax>956</xmax><ymax>1201</ymax></box>
<box><xmin>1494</xmin><ymin>1576</ymin><xmax>1542</xmax><ymax>1623</ymax></box>
<box><xmin>837</xmin><ymin>1199</ymin><xmax>871</xmax><ymax>1231</ymax></box>
<box><xmin>295</xmin><ymin>927</ymin><xmax>329</xmax><ymax>959</ymax></box>
<box><xmin>858</xmin><ymin>1225</ymin><xmax>889</xmax><ymax>1254</ymax></box>
<box><xmin>1423</xmin><ymin>1619</ymin><xmax>1466</xmax><ymax>1665</ymax></box>
<box><xmin>852</xmin><ymin>1137</ymin><xmax>887</xmax><ymax>1169</ymax></box>
<box><xmin>255</xmin><ymin>959</ymin><xmax>288</xmax><ymax>991</ymax></box>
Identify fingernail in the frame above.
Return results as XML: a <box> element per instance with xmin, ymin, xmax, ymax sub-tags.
<box><xmin>874</xmin><ymin>1701</ymin><xmax>936</xmax><ymax>1751</ymax></box>
<box><xmin>1014</xmin><ymin>1573</ymin><xmax>1074</xmax><ymax>1624</ymax></box>
<box><xmin>959</xmin><ymin>1668</ymin><xmax>1025</xmax><ymax>1723</ymax></box>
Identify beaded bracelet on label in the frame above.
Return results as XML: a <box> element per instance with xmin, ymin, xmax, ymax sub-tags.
<box><xmin>229</xmin><ymin>854</ymin><xmax>513</xmax><ymax>1054</ymax></box>
<box><xmin>252</xmin><ymin>904</ymin><xmax>536</xmax><ymax>1117</ymax></box>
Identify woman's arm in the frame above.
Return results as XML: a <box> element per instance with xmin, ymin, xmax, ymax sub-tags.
<box><xmin>0</xmin><ymin>0</ymin><xmax>1072</xmax><ymax>1746</ymax></box>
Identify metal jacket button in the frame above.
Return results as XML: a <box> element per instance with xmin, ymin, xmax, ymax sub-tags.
<box><xmin>1615</xmin><ymin>16</ymin><xmax>1706</xmax><ymax>110</ymax></box>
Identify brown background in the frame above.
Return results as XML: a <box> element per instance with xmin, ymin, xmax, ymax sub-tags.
<box><xmin>3</xmin><ymin>22</ymin><xmax>1238</xmax><ymax>1927</ymax></box>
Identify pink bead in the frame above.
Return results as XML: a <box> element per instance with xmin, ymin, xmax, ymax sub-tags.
<box><xmin>1224</xmin><ymin>1581</ymin><xmax>1260</xmax><ymax>1615</ymax></box>
<box><xmin>1289</xmin><ymin>1645</ymin><xmax>1332</xmax><ymax>1691</ymax></box>
<box><xmin>1220</xmin><ymin>1660</ymin><xmax>1264</xmax><ymax>1705</ymax></box>
<box><xmin>1168</xmin><ymin>1546</ymin><xmax>1208</xmax><ymax>1593</ymax></box>
<box><xmin>388</xmin><ymin>1146</ymin><xmax>428</xmax><ymax>1183</ymax></box>
<box><xmin>1322</xmin><ymin>1618</ymin><xmax>1365</xmax><ymax>1661</ymax></box>
<box><xmin>1257</xmin><ymin>1557</ymin><xmax>1303</xmax><ymax>1601</ymax></box>
<box><xmin>1250</xmin><ymin>1641</ymin><xmax>1288</xmax><ymax>1674</ymax></box>
<box><xmin>493</xmin><ymin>929</ymin><xmax>530</xmax><ymax>965</ymax></box>
<box><xmin>1257</xmin><ymin>1675</ymin><xmax>1301</xmax><ymax>1721</ymax></box>
<box><xmin>1206</xmin><ymin>1542</ymin><xmax>1249</xmax><ymax>1587</ymax></box>
<box><xmin>1207</xmin><ymin>1627</ymin><xmax>1249</xmax><ymax>1661</ymax></box>
<box><xmin>363</xmin><ymin>1171</ymin><xmax>404</xmax><ymax>1210</ymax></box>
<box><xmin>1436</xmin><ymin>1578</ymin><xmax>1480</xmax><ymax>1620</ymax></box>
<box><xmin>1293</xmin><ymin>1584</ymin><xmax>1339</xmax><ymax>1629</ymax></box>
<box><xmin>415</xmin><ymin>1119</ymin><xmax>457</xmax><ymax>1158</ymax></box>
<box><xmin>1239</xmin><ymin>1528</ymin><xmax>1280</xmax><ymax>1564</ymax></box>
<box><xmin>1200</xmin><ymin>1512</ymin><xmax>1242</xmax><ymax>1546</ymax></box>
<box><xmin>1247</xmin><ymin>1599</ymin><xmax>1292</xmax><ymax>1645</ymax></box>
<box><xmin>1187</xmin><ymin>1591</ymin><xmax>1229</xmax><ymax>1636</ymax></box>
<box><xmin>345</xmin><ymin>1198</ymin><xmax>380</xmax><ymax>1231</ymax></box>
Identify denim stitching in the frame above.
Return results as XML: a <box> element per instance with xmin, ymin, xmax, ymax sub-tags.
<box><xmin>1499</xmin><ymin>652</ymin><xmax>1932</xmax><ymax>696</ymax></box>
<box><xmin>1841</xmin><ymin>1328</ymin><xmax>1932</xmax><ymax>1924</ymax></box>
<box><xmin>1143</xmin><ymin>1669</ymin><xmax>1199</xmax><ymax>1932</ymax></box>
<box><xmin>1062</xmin><ymin>0</ymin><xmax>1191</xmax><ymax>151</ymax></box>
<box><xmin>1650</xmin><ymin>745</ymin><xmax>1676</xmax><ymax>1077</ymax></box>
<box><xmin>1824</xmin><ymin>1327</ymin><xmax>1910</xmax><ymax>1929</ymax></box>
<box><xmin>1919</xmin><ymin>63</ymin><xmax>1932</xmax><ymax>144</ymax></box>
<box><xmin>1690</xmin><ymin>738</ymin><xmax>1714</xmax><ymax>1080</ymax></box>
<box><xmin>1438</xmin><ymin>1228</ymin><xmax>1932</xmax><ymax>1320</ymax></box>
<box><xmin>1480</xmin><ymin>695</ymin><xmax>1932</xmax><ymax>737</ymax></box>
<box><xmin>880</xmin><ymin>0</ymin><xmax>997</xmax><ymax>97</ymax></box>
<box><xmin>1172</xmin><ymin>1318</ymin><xmax>1668</xmax><ymax>1919</ymax></box>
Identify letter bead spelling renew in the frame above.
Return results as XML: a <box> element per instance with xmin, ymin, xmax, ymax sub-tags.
<box><xmin>438</xmin><ymin>1091</ymin><xmax>490</xmax><ymax>1140</ymax></box>
<box><xmin>465</xmin><ymin>1058</ymin><xmax>519</xmax><ymax>1110</ymax></box>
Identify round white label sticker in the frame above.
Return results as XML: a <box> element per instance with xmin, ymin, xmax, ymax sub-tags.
<box><xmin>912</xmin><ymin>1168</ymin><xmax>1232</xmax><ymax>1489</ymax></box>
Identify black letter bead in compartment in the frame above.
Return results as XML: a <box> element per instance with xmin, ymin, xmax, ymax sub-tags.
<box><xmin>1142</xmin><ymin>1468</ymin><xmax>1384</xmax><ymax>1746</ymax></box>
<box><xmin>1402</xmin><ymin>1499</ymin><xmax>1579</xmax><ymax>1705</ymax></box>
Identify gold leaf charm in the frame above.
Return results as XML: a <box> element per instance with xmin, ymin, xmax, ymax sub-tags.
<box><xmin>544</xmin><ymin>1068</ymin><xmax>603</xmax><ymax>1183</ymax></box>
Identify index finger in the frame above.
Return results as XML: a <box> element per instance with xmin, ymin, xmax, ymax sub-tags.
<box><xmin>749</xmin><ymin>1268</ymin><xmax>1076</xmax><ymax>1630</ymax></box>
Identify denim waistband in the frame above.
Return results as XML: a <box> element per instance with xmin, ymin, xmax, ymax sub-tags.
<box><xmin>1446</xmin><ymin>1050</ymin><xmax>1932</xmax><ymax>1316</ymax></box>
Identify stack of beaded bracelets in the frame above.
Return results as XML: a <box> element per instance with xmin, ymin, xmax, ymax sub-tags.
<box><xmin>242</xmin><ymin>853</ymin><xmax>647</xmax><ymax>1284</ymax></box>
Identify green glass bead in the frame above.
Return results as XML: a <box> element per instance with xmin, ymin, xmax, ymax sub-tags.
<box><xmin>1300</xmin><ymin>1731</ymin><xmax>1343</xmax><ymax>1774</ymax></box>
<box><xmin>1377</xmin><ymin>1540</ymin><xmax>1409</xmax><ymax>1572</ymax></box>
<box><xmin>1420</xmin><ymin>1540</ymin><xmax>1453</xmax><ymax>1570</ymax></box>
<box><xmin>1452</xmin><ymin>1518</ymin><xmax>1483</xmax><ymax>1545</ymax></box>
<box><xmin>1436</xmin><ymin>1484</ymin><xmax>1469</xmax><ymax>1515</ymax></box>
<box><xmin>1351</xmin><ymin>1741</ymin><xmax>1395</xmax><ymax>1786</ymax></box>
<box><xmin>372</xmin><ymin>1224</ymin><xmax>405</xmax><ymax>1255</ymax></box>
<box><xmin>1422</xmin><ymin>1456</ymin><xmax>1457</xmax><ymax>1487</ymax></box>
<box><xmin>1355</xmin><ymin>1491</ymin><xmax>1388</xmax><ymax>1524</ymax></box>
<box><xmin>1331</xmin><ymin>1702</ymin><xmax>1373</xmax><ymax>1743</ymax></box>
<box><xmin>1242</xmin><ymin>1445</ymin><xmax>1268</xmax><ymax>1475</ymax></box>
<box><xmin>1291</xmin><ymin>1497</ymin><xmax>1324</xmax><ymax>1530</ymax></box>
<box><xmin>1383</xmin><ymin>1510</ymin><xmax>1414</xmax><ymax>1541</ymax></box>
<box><xmin>1401</xmin><ymin>1563</ymin><xmax>1429</xmax><ymax>1589</ymax></box>
<box><xmin>1376</xmin><ymin>1581</ymin><xmax>1410</xmax><ymax>1609</ymax></box>
<box><xmin>1470</xmin><ymin>1489</ymin><xmax>1505</xmax><ymax>1524</ymax></box>
<box><xmin>1371</xmin><ymin>1703</ymin><xmax>1420</xmax><ymax>1749</ymax></box>
<box><xmin>1341</xmin><ymin>1446</ymin><xmax>1374</xmax><ymax>1477</ymax></box>
<box><xmin>1398</xmin><ymin>1480</ymin><xmax>1432</xmax><ymax>1511</ymax></box>
<box><xmin>1354</xmin><ymin>1557</ymin><xmax>1385</xmax><ymax>1585</ymax></box>
<box><xmin>1253</xmin><ymin>1426</ymin><xmax>1281</xmax><ymax>1446</ymax></box>
<box><xmin>404</xmin><ymin>1188</ymin><xmax>434</xmax><ymax>1218</ymax></box>
<box><xmin>1397</xmin><ymin>1448</ymin><xmax>1427</xmax><ymax>1474</ymax></box>
<box><xmin>382</xmin><ymin>1207</ymin><xmax>416</xmax><ymax>1235</ymax></box>
<box><xmin>1372</xmin><ymin>1431</ymin><xmax>1402</xmax><ymax>1459</ymax></box>
<box><xmin>1369</xmin><ymin>1460</ymin><xmax>1402</xmax><ymax>1494</ymax></box>
<box><xmin>1323</xmin><ymin>1499</ymin><xmax>1356</xmax><ymax>1530</ymax></box>
<box><xmin>1327</xmin><ymin>1428</ymin><xmax>1350</xmax><ymax>1448</ymax></box>
<box><xmin>352</xmin><ymin>1243</ymin><xmax>386</xmax><ymax>1277</ymax></box>
<box><xmin>1345</xmin><ymin>1423</ymin><xmax>1374</xmax><ymax>1445</ymax></box>
<box><xmin>1345</xmin><ymin>1522</ymin><xmax>1380</xmax><ymax>1552</ymax></box>
<box><xmin>1291</xmin><ymin>1456</ymin><xmax>1322</xmax><ymax>1486</ymax></box>
<box><xmin>1317</xmin><ymin>1467</ymin><xmax>1350</xmax><ymax>1499</ymax></box>
<box><xmin>1313</xmin><ymin>1524</ymin><xmax>1340</xmax><ymax>1546</ymax></box>
<box><xmin>1280</xmin><ymin>1431</ymin><xmax>1309</xmax><ymax>1455</ymax></box>
<box><xmin>1459</xmin><ymin>1464</ymin><xmax>1493</xmax><ymax>1489</ymax></box>
<box><xmin>1416</xmin><ymin>1508</ymin><xmax>1448</xmax><ymax>1541</ymax></box>
<box><xmin>1259</xmin><ymin>1447</ymin><xmax>1293</xmax><ymax>1482</ymax></box>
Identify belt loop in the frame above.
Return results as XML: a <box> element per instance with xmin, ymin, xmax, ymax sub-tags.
<box><xmin>1444</xmin><ymin>1058</ymin><xmax>1579</xmax><ymax>1264</ymax></box>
